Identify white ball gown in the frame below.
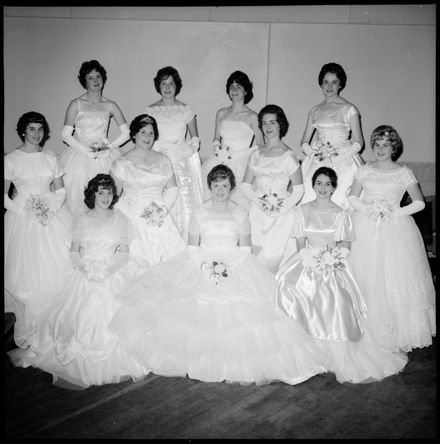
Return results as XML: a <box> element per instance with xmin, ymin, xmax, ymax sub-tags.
<box><xmin>275</xmin><ymin>204</ymin><xmax>408</xmax><ymax>384</ymax></box>
<box><xmin>145</xmin><ymin>104</ymin><xmax>204</xmax><ymax>239</ymax></box>
<box><xmin>8</xmin><ymin>210</ymin><xmax>145</xmax><ymax>389</ymax></box>
<box><xmin>202</xmin><ymin>120</ymin><xmax>257</xmax><ymax>207</ymax></box>
<box><xmin>349</xmin><ymin>164</ymin><xmax>436</xmax><ymax>352</ymax></box>
<box><xmin>4</xmin><ymin>149</ymin><xmax>73</xmax><ymax>348</ymax></box>
<box><xmin>61</xmin><ymin>99</ymin><xmax>117</xmax><ymax>215</ymax></box>
<box><xmin>300</xmin><ymin>102</ymin><xmax>364</xmax><ymax>207</ymax></box>
<box><xmin>111</xmin><ymin>155</ymin><xmax>186</xmax><ymax>268</ymax></box>
<box><xmin>109</xmin><ymin>202</ymin><xmax>327</xmax><ymax>386</ymax></box>
<box><xmin>247</xmin><ymin>148</ymin><xmax>300</xmax><ymax>273</ymax></box>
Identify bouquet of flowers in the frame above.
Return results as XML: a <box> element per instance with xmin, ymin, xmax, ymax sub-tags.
<box><xmin>311</xmin><ymin>140</ymin><xmax>339</xmax><ymax>162</ymax></box>
<box><xmin>23</xmin><ymin>194</ymin><xmax>53</xmax><ymax>225</ymax></box>
<box><xmin>258</xmin><ymin>191</ymin><xmax>284</xmax><ymax>215</ymax></box>
<box><xmin>89</xmin><ymin>141</ymin><xmax>112</xmax><ymax>153</ymax></box>
<box><xmin>84</xmin><ymin>259</ymin><xmax>108</xmax><ymax>282</ymax></box>
<box><xmin>140</xmin><ymin>201</ymin><xmax>168</xmax><ymax>227</ymax></box>
<box><xmin>301</xmin><ymin>246</ymin><xmax>348</xmax><ymax>277</ymax></box>
<box><xmin>367</xmin><ymin>197</ymin><xmax>394</xmax><ymax>222</ymax></box>
<box><xmin>201</xmin><ymin>260</ymin><xmax>230</xmax><ymax>285</ymax></box>
<box><xmin>213</xmin><ymin>142</ymin><xmax>232</xmax><ymax>162</ymax></box>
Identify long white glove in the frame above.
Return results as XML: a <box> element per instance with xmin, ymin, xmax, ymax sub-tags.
<box><xmin>348</xmin><ymin>196</ymin><xmax>368</xmax><ymax>214</ymax></box>
<box><xmin>301</xmin><ymin>142</ymin><xmax>313</xmax><ymax>156</ymax></box>
<box><xmin>163</xmin><ymin>187</ymin><xmax>178</xmax><ymax>210</ymax></box>
<box><xmin>334</xmin><ymin>141</ymin><xmax>362</xmax><ymax>164</ymax></box>
<box><xmin>109</xmin><ymin>123</ymin><xmax>130</xmax><ymax>149</ymax></box>
<box><xmin>69</xmin><ymin>250</ymin><xmax>85</xmax><ymax>272</ymax></box>
<box><xmin>53</xmin><ymin>188</ymin><xmax>66</xmax><ymax>210</ymax></box>
<box><xmin>4</xmin><ymin>193</ymin><xmax>25</xmax><ymax>216</ymax></box>
<box><xmin>240</xmin><ymin>182</ymin><xmax>257</xmax><ymax>202</ymax></box>
<box><xmin>188</xmin><ymin>136</ymin><xmax>200</xmax><ymax>154</ymax></box>
<box><xmin>187</xmin><ymin>244</ymin><xmax>203</xmax><ymax>266</ymax></box>
<box><xmin>392</xmin><ymin>200</ymin><xmax>425</xmax><ymax>218</ymax></box>
<box><xmin>107</xmin><ymin>251</ymin><xmax>129</xmax><ymax>274</ymax></box>
<box><xmin>278</xmin><ymin>184</ymin><xmax>304</xmax><ymax>215</ymax></box>
<box><xmin>61</xmin><ymin>125</ymin><xmax>94</xmax><ymax>157</ymax></box>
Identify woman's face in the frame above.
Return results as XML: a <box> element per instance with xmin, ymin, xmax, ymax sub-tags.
<box><xmin>321</xmin><ymin>72</ymin><xmax>341</xmax><ymax>98</ymax></box>
<box><xmin>261</xmin><ymin>113</ymin><xmax>280</xmax><ymax>139</ymax></box>
<box><xmin>24</xmin><ymin>122</ymin><xmax>44</xmax><ymax>146</ymax></box>
<box><xmin>85</xmin><ymin>69</ymin><xmax>104</xmax><ymax>92</ymax></box>
<box><xmin>159</xmin><ymin>75</ymin><xmax>176</xmax><ymax>98</ymax></box>
<box><xmin>135</xmin><ymin>124</ymin><xmax>155</xmax><ymax>150</ymax></box>
<box><xmin>373</xmin><ymin>137</ymin><xmax>394</xmax><ymax>162</ymax></box>
<box><xmin>95</xmin><ymin>186</ymin><xmax>113</xmax><ymax>210</ymax></box>
<box><xmin>313</xmin><ymin>174</ymin><xmax>335</xmax><ymax>200</ymax></box>
<box><xmin>228</xmin><ymin>81</ymin><xmax>245</xmax><ymax>102</ymax></box>
<box><xmin>210</xmin><ymin>178</ymin><xmax>232</xmax><ymax>202</ymax></box>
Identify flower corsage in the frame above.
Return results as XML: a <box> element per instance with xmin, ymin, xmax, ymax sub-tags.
<box><xmin>140</xmin><ymin>201</ymin><xmax>168</xmax><ymax>227</ymax></box>
<box><xmin>84</xmin><ymin>259</ymin><xmax>108</xmax><ymax>282</ymax></box>
<box><xmin>311</xmin><ymin>140</ymin><xmax>339</xmax><ymax>163</ymax></box>
<box><xmin>258</xmin><ymin>191</ymin><xmax>284</xmax><ymax>215</ymax></box>
<box><xmin>301</xmin><ymin>246</ymin><xmax>349</xmax><ymax>277</ymax></box>
<box><xmin>23</xmin><ymin>194</ymin><xmax>53</xmax><ymax>225</ymax></box>
<box><xmin>367</xmin><ymin>197</ymin><xmax>394</xmax><ymax>223</ymax></box>
<box><xmin>201</xmin><ymin>260</ymin><xmax>231</xmax><ymax>285</ymax></box>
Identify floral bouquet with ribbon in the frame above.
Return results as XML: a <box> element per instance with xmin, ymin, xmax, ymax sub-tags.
<box><xmin>200</xmin><ymin>260</ymin><xmax>231</xmax><ymax>285</ymax></box>
<box><xmin>23</xmin><ymin>194</ymin><xmax>53</xmax><ymax>225</ymax></box>
<box><xmin>258</xmin><ymin>191</ymin><xmax>284</xmax><ymax>215</ymax></box>
<box><xmin>89</xmin><ymin>141</ymin><xmax>112</xmax><ymax>153</ymax></box>
<box><xmin>367</xmin><ymin>197</ymin><xmax>394</xmax><ymax>222</ymax></box>
<box><xmin>213</xmin><ymin>140</ymin><xmax>232</xmax><ymax>163</ymax></box>
<box><xmin>312</xmin><ymin>140</ymin><xmax>339</xmax><ymax>162</ymax></box>
<box><xmin>301</xmin><ymin>245</ymin><xmax>349</xmax><ymax>277</ymax></box>
<box><xmin>84</xmin><ymin>259</ymin><xmax>108</xmax><ymax>282</ymax></box>
<box><xmin>140</xmin><ymin>201</ymin><xmax>168</xmax><ymax>227</ymax></box>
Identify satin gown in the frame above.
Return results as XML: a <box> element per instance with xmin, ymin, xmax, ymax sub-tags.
<box><xmin>145</xmin><ymin>104</ymin><xmax>204</xmax><ymax>240</ymax></box>
<box><xmin>8</xmin><ymin>211</ymin><xmax>145</xmax><ymax>389</ymax></box>
<box><xmin>300</xmin><ymin>102</ymin><xmax>364</xmax><ymax>208</ymax></box>
<box><xmin>247</xmin><ymin>149</ymin><xmax>300</xmax><ymax>273</ymax></box>
<box><xmin>275</xmin><ymin>204</ymin><xmax>408</xmax><ymax>384</ymax></box>
<box><xmin>61</xmin><ymin>99</ymin><xmax>117</xmax><ymax>215</ymax></box>
<box><xmin>202</xmin><ymin>120</ymin><xmax>257</xmax><ymax>208</ymax></box>
<box><xmin>4</xmin><ymin>149</ymin><xmax>73</xmax><ymax>348</ymax></box>
<box><xmin>109</xmin><ymin>202</ymin><xmax>327</xmax><ymax>386</ymax></box>
<box><xmin>349</xmin><ymin>164</ymin><xmax>436</xmax><ymax>353</ymax></box>
<box><xmin>111</xmin><ymin>156</ymin><xmax>186</xmax><ymax>269</ymax></box>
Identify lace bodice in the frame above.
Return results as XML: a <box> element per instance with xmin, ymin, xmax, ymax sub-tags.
<box><xmin>354</xmin><ymin>164</ymin><xmax>418</xmax><ymax>206</ymax></box>
<box><xmin>111</xmin><ymin>157</ymin><xmax>173</xmax><ymax>206</ymax></box>
<box><xmin>145</xmin><ymin>104</ymin><xmax>195</xmax><ymax>146</ymax></box>
<box><xmin>292</xmin><ymin>204</ymin><xmax>355</xmax><ymax>249</ymax></box>
<box><xmin>309</xmin><ymin>102</ymin><xmax>359</xmax><ymax>147</ymax></box>
<box><xmin>4</xmin><ymin>150</ymin><xmax>63</xmax><ymax>199</ymax></box>
<box><xmin>191</xmin><ymin>204</ymin><xmax>250</xmax><ymax>251</ymax></box>
<box><xmin>72</xmin><ymin>211</ymin><xmax>132</xmax><ymax>262</ymax></box>
<box><xmin>219</xmin><ymin>120</ymin><xmax>254</xmax><ymax>153</ymax></box>
<box><xmin>248</xmin><ymin>149</ymin><xmax>300</xmax><ymax>196</ymax></box>
<box><xmin>74</xmin><ymin>99</ymin><xmax>111</xmax><ymax>146</ymax></box>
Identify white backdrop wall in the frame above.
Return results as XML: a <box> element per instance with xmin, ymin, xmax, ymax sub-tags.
<box><xmin>3</xmin><ymin>5</ymin><xmax>435</xmax><ymax>166</ymax></box>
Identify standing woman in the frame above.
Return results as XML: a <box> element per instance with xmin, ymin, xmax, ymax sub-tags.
<box><xmin>300</xmin><ymin>62</ymin><xmax>365</xmax><ymax>207</ymax></box>
<box><xmin>145</xmin><ymin>66</ymin><xmax>204</xmax><ymax>241</ymax></box>
<box><xmin>111</xmin><ymin>114</ymin><xmax>186</xmax><ymax>270</ymax></box>
<box><xmin>61</xmin><ymin>60</ymin><xmax>130</xmax><ymax>215</ymax></box>
<box><xmin>241</xmin><ymin>105</ymin><xmax>304</xmax><ymax>273</ymax></box>
<box><xmin>4</xmin><ymin>112</ymin><xmax>73</xmax><ymax>348</ymax></box>
<box><xmin>202</xmin><ymin>70</ymin><xmax>264</xmax><ymax>207</ymax></box>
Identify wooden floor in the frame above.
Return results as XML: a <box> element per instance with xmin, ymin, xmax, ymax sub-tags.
<box><xmin>4</xmin><ymin>333</ymin><xmax>437</xmax><ymax>439</ymax></box>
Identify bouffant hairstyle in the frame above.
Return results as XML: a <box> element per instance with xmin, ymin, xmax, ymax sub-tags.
<box><xmin>318</xmin><ymin>62</ymin><xmax>347</xmax><ymax>92</ymax></box>
<box><xmin>258</xmin><ymin>104</ymin><xmax>289</xmax><ymax>139</ymax></box>
<box><xmin>312</xmin><ymin>166</ymin><xmax>338</xmax><ymax>189</ymax></box>
<box><xmin>370</xmin><ymin>124</ymin><xmax>403</xmax><ymax>161</ymax></box>
<box><xmin>129</xmin><ymin>114</ymin><xmax>159</xmax><ymax>143</ymax></box>
<box><xmin>84</xmin><ymin>174</ymin><xmax>119</xmax><ymax>209</ymax></box>
<box><xmin>16</xmin><ymin>111</ymin><xmax>50</xmax><ymax>146</ymax></box>
<box><xmin>226</xmin><ymin>71</ymin><xmax>254</xmax><ymax>104</ymax></box>
<box><xmin>207</xmin><ymin>164</ymin><xmax>236</xmax><ymax>191</ymax></box>
<box><xmin>78</xmin><ymin>60</ymin><xmax>107</xmax><ymax>89</ymax></box>
<box><xmin>154</xmin><ymin>66</ymin><xmax>183</xmax><ymax>96</ymax></box>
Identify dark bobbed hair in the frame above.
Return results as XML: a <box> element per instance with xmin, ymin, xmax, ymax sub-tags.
<box><xmin>370</xmin><ymin>124</ymin><xmax>403</xmax><ymax>161</ymax></box>
<box><xmin>258</xmin><ymin>104</ymin><xmax>289</xmax><ymax>138</ymax></box>
<box><xmin>312</xmin><ymin>166</ymin><xmax>338</xmax><ymax>189</ymax></box>
<box><xmin>84</xmin><ymin>174</ymin><xmax>119</xmax><ymax>209</ymax></box>
<box><xmin>207</xmin><ymin>164</ymin><xmax>236</xmax><ymax>191</ymax></box>
<box><xmin>154</xmin><ymin>66</ymin><xmax>182</xmax><ymax>96</ymax></box>
<box><xmin>129</xmin><ymin>114</ymin><xmax>159</xmax><ymax>142</ymax></box>
<box><xmin>226</xmin><ymin>70</ymin><xmax>254</xmax><ymax>104</ymax></box>
<box><xmin>78</xmin><ymin>60</ymin><xmax>107</xmax><ymax>89</ymax></box>
<box><xmin>318</xmin><ymin>62</ymin><xmax>347</xmax><ymax>92</ymax></box>
<box><xmin>16</xmin><ymin>111</ymin><xmax>50</xmax><ymax>146</ymax></box>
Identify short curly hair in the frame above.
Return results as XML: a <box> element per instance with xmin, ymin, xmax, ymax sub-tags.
<box><xmin>78</xmin><ymin>60</ymin><xmax>107</xmax><ymax>89</ymax></box>
<box><xmin>16</xmin><ymin>111</ymin><xmax>50</xmax><ymax>146</ymax></box>
<box><xmin>312</xmin><ymin>166</ymin><xmax>338</xmax><ymax>189</ymax></box>
<box><xmin>318</xmin><ymin>62</ymin><xmax>347</xmax><ymax>92</ymax></box>
<box><xmin>207</xmin><ymin>164</ymin><xmax>236</xmax><ymax>191</ymax></box>
<box><xmin>258</xmin><ymin>104</ymin><xmax>289</xmax><ymax>139</ymax></box>
<box><xmin>154</xmin><ymin>66</ymin><xmax>182</xmax><ymax>96</ymax></box>
<box><xmin>226</xmin><ymin>71</ymin><xmax>254</xmax><ymax>104</ymax></box>
<box><xmin>84</xmin><ymin>174</ymin><xmax>119</xmax><ymax>209</ymax></box>
<box><xmin>129</xmin><ymin>114</ymin><xmax>159</xmax><ymax>143</ymax></box>
<box><xmin>370</xmin><ymin>124</ymin><xmax>403</xmax><ymax>161</ymax></box>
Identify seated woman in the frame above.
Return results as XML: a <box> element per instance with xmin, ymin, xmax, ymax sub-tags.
<box><xmin>109</xmin><ymin>165</ymin><xmax>327</xmax><ymax>386</ymax></box>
